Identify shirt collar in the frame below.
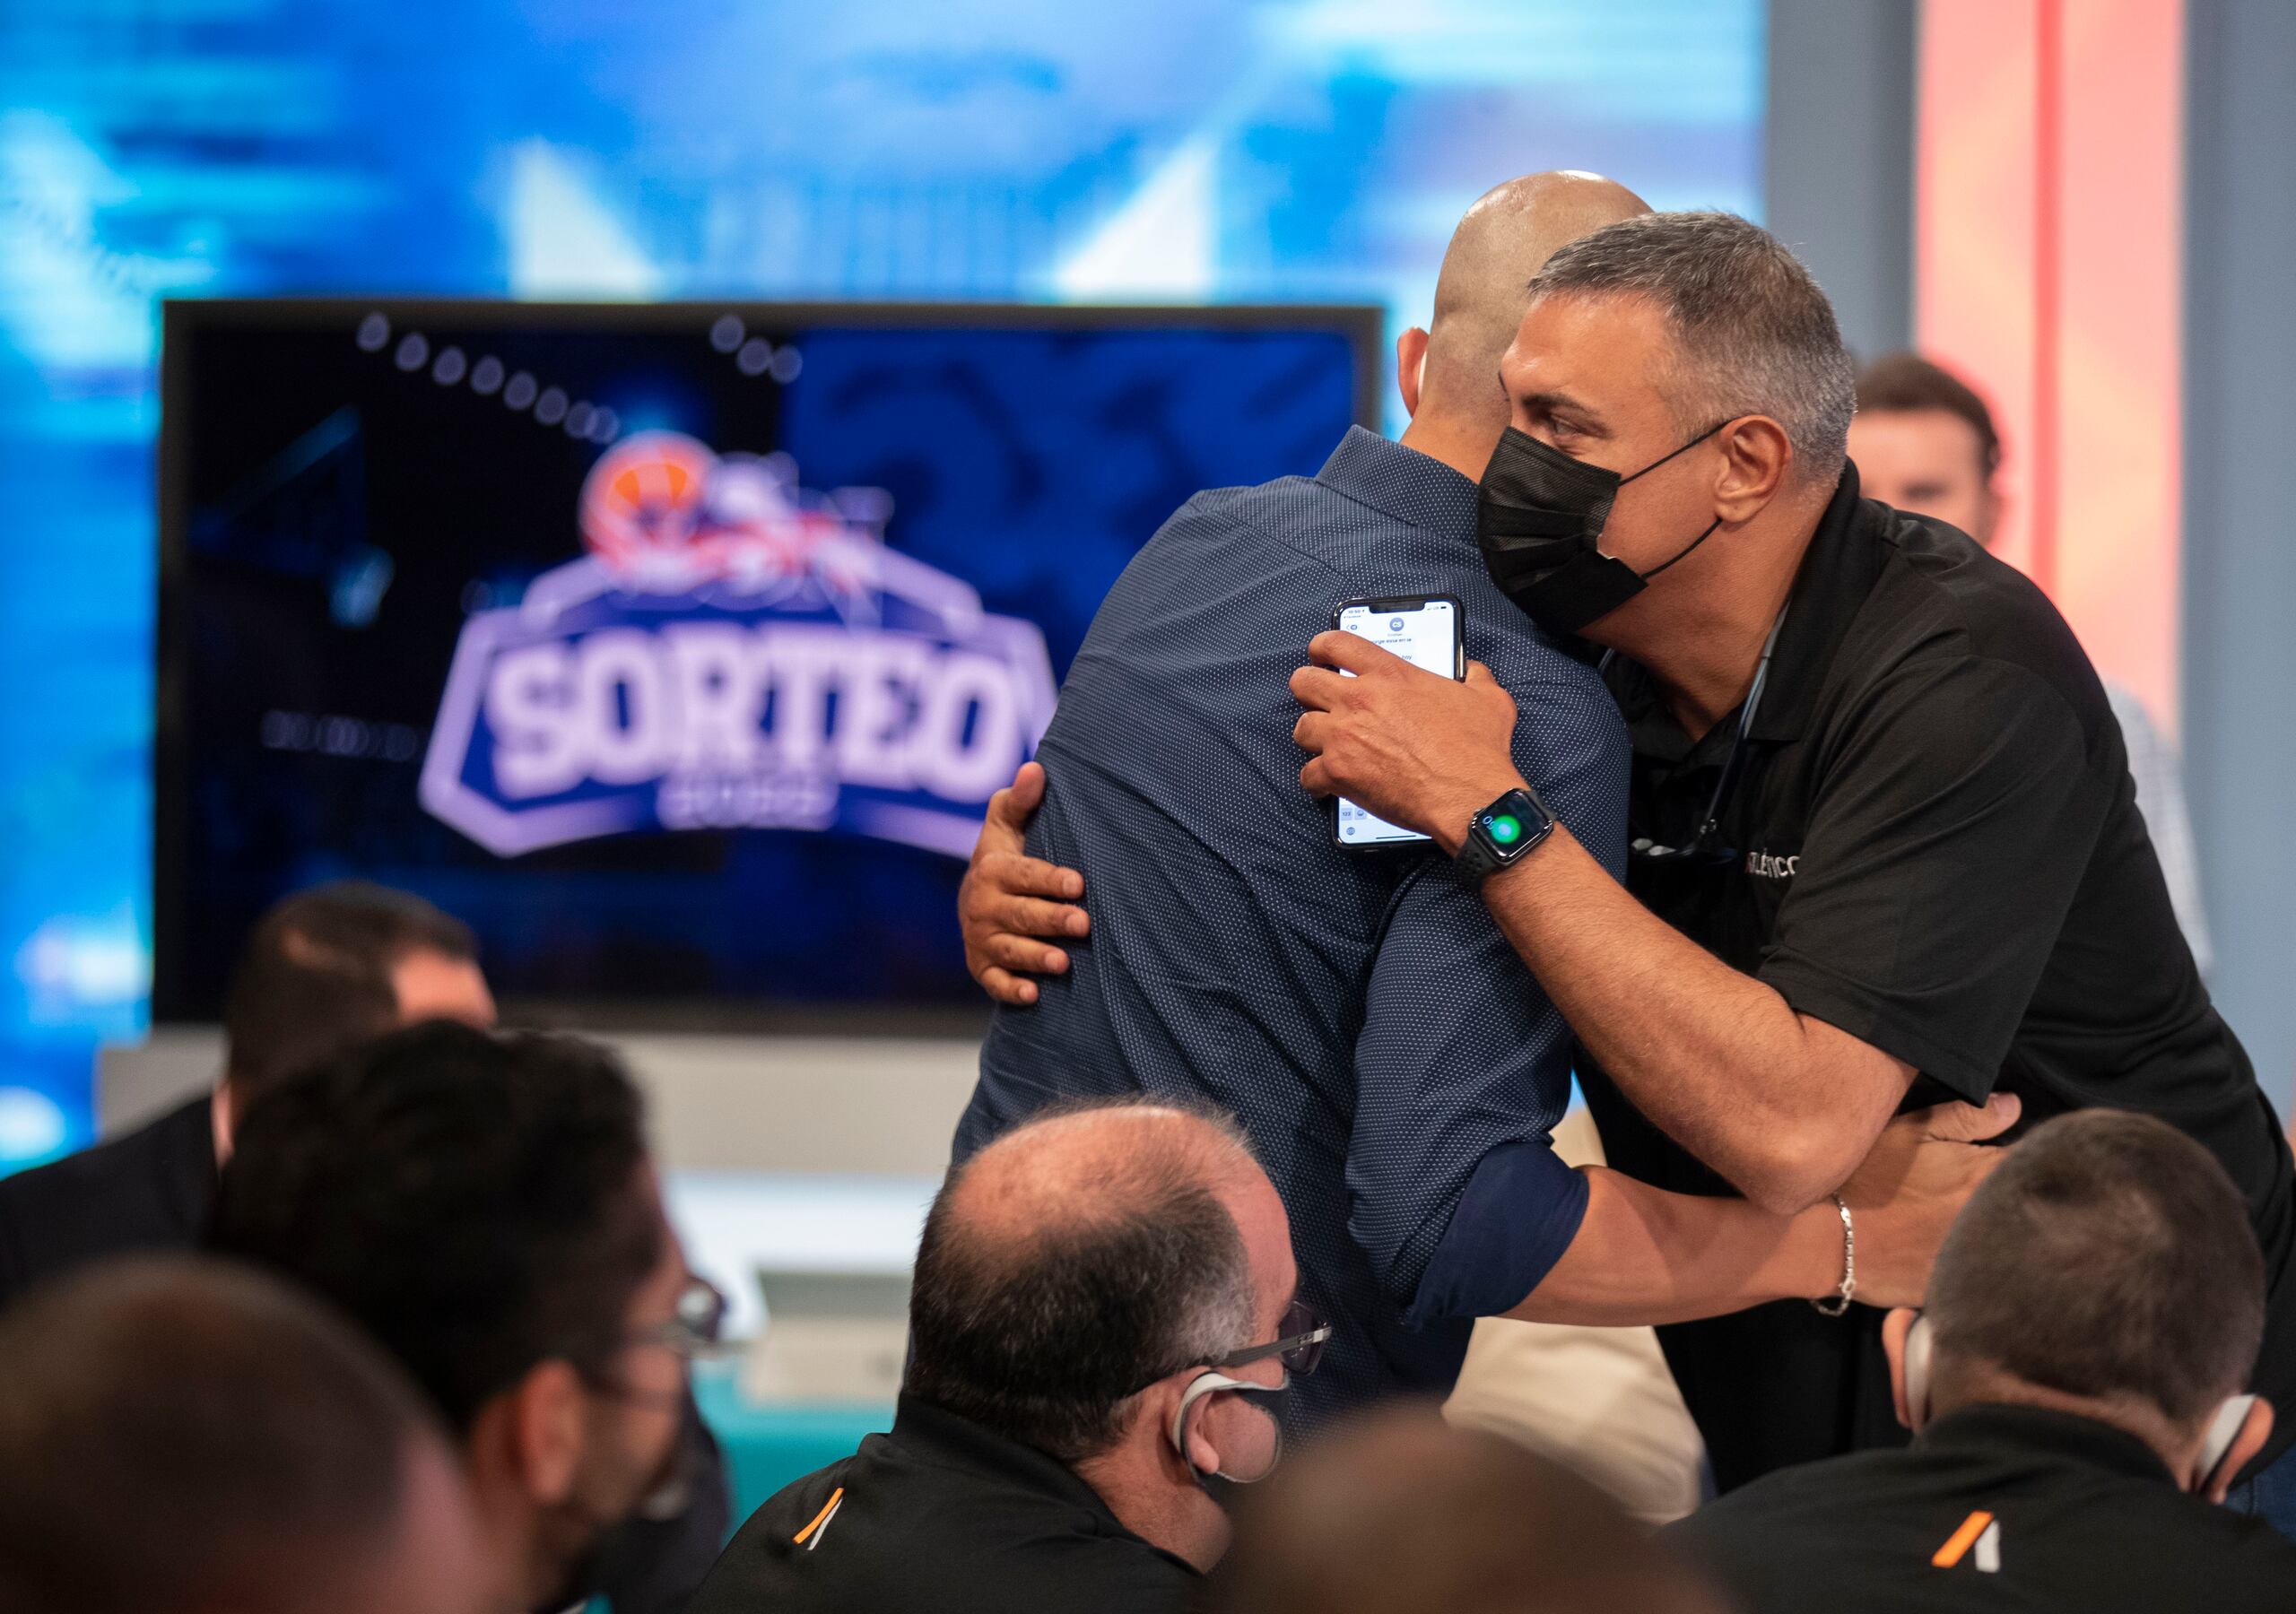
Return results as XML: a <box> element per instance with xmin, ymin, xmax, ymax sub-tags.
<box><xmin>1315</xmin><ymin>425</ymin><xmax>1482</xmax><ymax>537</ymax></box>
<box><xmin>891</xmin><ymin>1394</ymin><xmax>1199</xmax><ymax>1571</ymax></box>
<box><xmin>1745</xmin><ymin>462</ymin><xmax>1888</xmax><ymax>743</ymax></box>
<box><xmin>1915</xmin><ymin>1402</ymin><xmax>2180</xmax><ymax>1487</ymax></box>
<box><xmin>1603</xmin><ymin>463</ymin><xmax>1884</xmax><ymax>759</ymax></box>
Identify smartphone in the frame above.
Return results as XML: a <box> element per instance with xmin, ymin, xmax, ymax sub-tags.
<box><xmin>1328</xmin><ymin>594</ymin><xmax>1465</xmax><ymax>851</ymax></box>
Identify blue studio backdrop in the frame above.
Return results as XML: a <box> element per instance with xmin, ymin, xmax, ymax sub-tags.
<box><xmin>0</xmin><ymin>0</ymin><xmax>1762</xmax><ymax>1164</ymax></box>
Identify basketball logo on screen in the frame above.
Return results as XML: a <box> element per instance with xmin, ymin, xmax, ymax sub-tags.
<box><xmin>419</xmin><ymin>431</ymin><xmax>1057</xmax><ymax>858</ymax></box>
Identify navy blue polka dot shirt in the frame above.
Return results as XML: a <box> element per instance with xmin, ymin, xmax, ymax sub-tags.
<box><xmin>953</xmin><ymin>427</ymin><xmax>1630</xmax><ymax>1427</ymax></box>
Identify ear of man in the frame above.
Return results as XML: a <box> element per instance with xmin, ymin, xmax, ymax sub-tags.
<box><xmin>1881</xmin><ymin>1306</ymin><xmax>1921</xmax><ymax>1431</ymax></box>
<box><xmin>1396</xmin><ymin>327</ymin><xmax>1431</xmax><ymax>419</ymax></box>
<box><xmin>1137</xmin><ymin>1371</ymin><xmax>1225</xmax><ymax>1480</ymax></box>
<box><xmin>1711</xmin><ymin>414</ymin><xmax>1794</xmax><ymax>524</ymax></box>
<box><xmin>499</xmin><ymin>1358</ymin><xmax>589</xmax><ymax>1506</ymax></box>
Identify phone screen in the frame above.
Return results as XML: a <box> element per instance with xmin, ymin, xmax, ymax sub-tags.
<box><xmin>1333</xmin><ymin>597</ymin><xmax>1460</xmax><ymax>848</ymax></box>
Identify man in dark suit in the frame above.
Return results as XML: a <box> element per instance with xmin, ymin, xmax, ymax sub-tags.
<box><xmin>0</xmin><ymin>881</ymin><xmax>491</xmax><ymax>1306</ymax></box>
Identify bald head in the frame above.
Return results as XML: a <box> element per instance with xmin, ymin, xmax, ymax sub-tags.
<box><xmin>1213</xmin><ymin>1407</ymin><xmax>1726</xmax><ymax>1614</ymax></box>
<box><xmin>907</xmin><ymin>1102</ymin><xmax>1276</xmax><ymax>1462</ymax></box>
<box><xmin>951</xmin><ymin>1103</ymin><xmax>1257</xmax><ymax>1237</ymax></box>
<box><xmin>1419</xmin><ymin>171</ymin><xmax>1649</xmax><ymax>430</ymax></box>
<box><xmin>0</xmin><ymin>1256</ymin><xmax>491</xmax><ymax>1614</ymax></box>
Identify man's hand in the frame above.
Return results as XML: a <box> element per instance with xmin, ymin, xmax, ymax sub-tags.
<box><xmin>1289</xmin><ymin>632</ymin><xmax>1526</xmax><ymax>852</ymax></box>
<box><xmin>959</xmin><ymin>761</ymin><xmax>1090</xmax><ymax>1006</ymax></box>
<box><xmin>1839</xmin><ymin>1091</ymin><xmax>2022</xmax><ymax>1308</ymax></box>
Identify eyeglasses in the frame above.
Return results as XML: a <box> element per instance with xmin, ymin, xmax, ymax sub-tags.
<box><xmin>625</xmin><ymin>1275</ymin><xmax>733</xmax><ymax>1362</ymax></box>
<box><xmin>1618</xmin><ymin>605</ymin><xmax>1787</xmax><ymax>869</ymax></box>
<box><xmin>1207</xmin><ymin>1300</ymin><xmax>1331</xmax><ymax>1378</ymax></box>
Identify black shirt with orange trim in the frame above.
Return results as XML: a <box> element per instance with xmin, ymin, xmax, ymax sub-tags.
<box><xmin>689</xmin><ymin>1395</ymin><xmax>1198</xmax><ymax>1614</ymax></box>
<box><xmin>1667</xmin><ymin>1403</ymin><xmax>2296</xmax><ymax>1612</ymax></box>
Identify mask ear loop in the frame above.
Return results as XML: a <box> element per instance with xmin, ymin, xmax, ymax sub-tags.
<box><xmin>1616</xmin><ymin>419</ymin><xmax>1729</xmax><ymax>487</ymax></box>
<box><xmin>2196</xmin><ymin>1394</ymin><xmax>2260</xmax><ymax>1492</ymax></box>
<box><xmin>1613</xmin><ymin>420</ymin><xmax>1732</xmax><ymax>580</ymax></box>
<box><xmin>1170</xmin><ymin>1371</ymin><xmax>1287</xmax><ymax>1485</ymax></box>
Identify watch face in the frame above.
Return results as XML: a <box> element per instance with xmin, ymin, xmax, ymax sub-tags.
<box><xmin>1473</xmin><ymin>790</ymin><xmax>1547</xmax><ymax>864</ymax></box>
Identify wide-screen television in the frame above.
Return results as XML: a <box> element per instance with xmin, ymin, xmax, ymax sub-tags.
<box><xmin>156</xmin><ymin>299</ymin><xmax>1380</xmax><ymax>1027</ymax></box>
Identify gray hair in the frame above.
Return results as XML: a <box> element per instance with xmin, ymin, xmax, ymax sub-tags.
<box><xmin>904</xmin><ymin>1099</ymin><xmax>1261</xmax><ymax>1462</ymax></box>
<box><xmin>1528</xmin><ymin>211</ymin><xmax>1857</xmax><ymax>485</ymax></box>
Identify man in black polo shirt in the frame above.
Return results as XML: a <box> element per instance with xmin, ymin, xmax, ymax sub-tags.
<box><xmin>1668</xmin><ymin>1111</ymin><xmax>2296</xmax><ymax>1611</ymax></box>
<box><xmin>1279</xmin><ymin>210</ymin><xmax>2296</xmax><ymax>1518</ymax></box>
<box><xmin>691</xmin><ymin>1102</ymin><xmax>1310</xmax><ymax>1614</ymax></box>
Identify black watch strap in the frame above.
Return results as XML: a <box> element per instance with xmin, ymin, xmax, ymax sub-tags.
<box><xmin>1455</xmin><ymin>786</ymin><xmax>1557</xmax><ymax>881</ymax></box>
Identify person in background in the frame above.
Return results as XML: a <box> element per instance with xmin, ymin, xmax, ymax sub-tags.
<box><xmin>212</xmin><ymin>1022</ymin><xmax>718</xmax><ymax>1614</ymax></box>
<box><xmin>0</xmin><ymin>880</ymin><xmax>492</xmax><ymax>1306</ymax></box>
<box><xmin>1669</xmin><ymin>1111</ymin><xmax>2296</xmax><ymax>1611</ymax></box>
<box><xmin>1849</xmin><ymin>351</ymin><xmax>2213</xmax><ymax>973</ymax></box>
<box><xmin>1209</xmin><ymin>1405</ymin><xmax>1726</xmax><ymax>1614</ymax></box>
<box><xmin>691</xmin><ymin>1102</ymin><xmax>1309</xmax><ymax>1614</ymax></box>
<box><xmin>0</xmin><ymin>1254</ymin><xmax>494</xmax><ymax>1614</ymax></box>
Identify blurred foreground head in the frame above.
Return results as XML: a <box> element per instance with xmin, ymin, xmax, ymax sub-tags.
<box><xmin>1210</xmin><ymin>1405</ymin><xmax>1728</xmax><ymax>1614</ymax></box>
<box><xmin>0</xmin><ymin>1255</ymin><xmax>490</xmax><ymax>1614</ymax></box>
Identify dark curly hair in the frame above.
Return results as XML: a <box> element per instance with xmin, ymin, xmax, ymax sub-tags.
<box><xmin>210</xmin><ymin>1020</ymin><xmax>660</xmax><ymax>1430</ymax></box>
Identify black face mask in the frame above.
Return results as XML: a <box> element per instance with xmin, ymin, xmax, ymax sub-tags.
<box><xmin>1475</xmin><ymin>422</ymin><xmax>1726</xmax><ymax>636</ymax></box>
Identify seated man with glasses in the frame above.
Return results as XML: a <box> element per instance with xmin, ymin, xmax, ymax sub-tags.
<box><xmin>692</xmin><ymin>1101</ymin><xmax>1316</xmax><ymax>1614</ymax></box>
<box><xmin>212</xmin><ymin>1021</ymin><xmax>720</xmax><ymax>1614</ymax></box>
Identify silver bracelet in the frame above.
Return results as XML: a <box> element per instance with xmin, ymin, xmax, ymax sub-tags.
<box><xmin>1813</xmin><ymin>1193</ymin><xmax>1856</xmax><ymax>1317</ymax></box>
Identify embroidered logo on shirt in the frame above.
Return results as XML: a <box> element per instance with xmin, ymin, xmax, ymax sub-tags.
<box><xmin>1931</xmin><ymin>1510</ymin><xmax>2002</xmax><ymax>1574</ymax></box>
<box><xmin>1744</xmin><ymin>848</ymin><xmax>1800</xmax><ymax>881</ymax></box>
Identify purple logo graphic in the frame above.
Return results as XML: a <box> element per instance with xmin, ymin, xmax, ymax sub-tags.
<box><xmin>420</xmin><ymin>431</ymin><xmax>1057</xmax><ymax>858</ymax></box>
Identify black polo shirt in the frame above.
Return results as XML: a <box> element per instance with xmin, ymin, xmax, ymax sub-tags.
<box><xmin>687</xmin><ymin>1395</ymin><xmax>1199</xmax><ymax>1614</ymax></box>
<box><xmin>1578</xmin><ymin>466</ymin><xmax>2296</xmax><ymax>1490</ymax></box>
<box><xmin>1666</xmin><ymin>1403</ymin><xmax>2296</xmax><ymax>1613</ymax></box>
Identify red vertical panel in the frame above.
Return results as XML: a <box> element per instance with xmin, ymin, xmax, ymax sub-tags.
<box><xmin>2029</xmin><ymin>0</ymin><xmax>2061</xmax><ymax>594</ymax></box>
<box><xmin>1915</xmin><ymin>0</ymin><xmax>2185</xmax><ymax>733</ymax></box>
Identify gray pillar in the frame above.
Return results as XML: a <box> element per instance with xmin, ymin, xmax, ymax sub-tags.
<box><xmin>2184</xmin><ymin>0</ymin><xmax>2296</xmax><ymax>1114</ymax></box>
<box><xmin>1763</xmin><ymin>0</ymin><xmax>1917</xmax><ymax>360</ymax></box>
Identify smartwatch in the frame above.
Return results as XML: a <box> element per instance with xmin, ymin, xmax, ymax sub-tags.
<box><xmin>1454</xmin><ymin>786</ymin><xmax>1557</xmax><ymax>881</ymax></box>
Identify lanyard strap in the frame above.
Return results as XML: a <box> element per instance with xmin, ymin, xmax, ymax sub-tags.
<box><xmin>1602</xmin><ymin>604</ymin><xmax>1790</xmax><ymax>856</ymax></box>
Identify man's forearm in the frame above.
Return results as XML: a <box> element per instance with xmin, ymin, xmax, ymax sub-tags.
<box><xmin>1465</xmin><ymin>821</ymin><xmax>1907</xmax><ymax>1211</ymax></box>
<box><xmin>1502</xmin><ymin>1165</ymin><xmax>1841</xmax><ymax>1326</ymax></box>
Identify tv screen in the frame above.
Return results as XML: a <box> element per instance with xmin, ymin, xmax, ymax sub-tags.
<box><xmin>155</xmin><ymin>299</ymin><xmax>1380</xmax><ymax>1025</ymax></box>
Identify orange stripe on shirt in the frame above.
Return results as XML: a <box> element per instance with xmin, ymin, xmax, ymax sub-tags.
<box><xmin>793</xmin><ymin>1487</ymin><xmax>846</xmax><ymax>1546</ymax></box>
<box><xmin>1932</xmin><ymin>1509</ymin><xmax>1995</xmax><ymax>1568</ymax></box>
